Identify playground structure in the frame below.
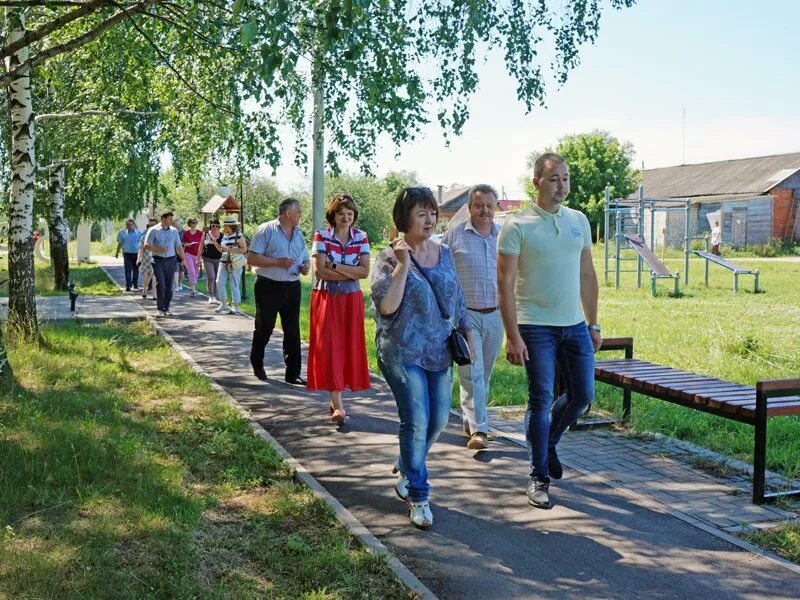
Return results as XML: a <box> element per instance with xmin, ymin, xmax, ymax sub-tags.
<box><xmin>603</xmin><ymin>186</ymin><xmax>759</xmax><ymax>294</ymax></box>
<box><xmin>603</xmin><ymin>187</ymin><xmax>696</xmax><ymax>296</ymax></box>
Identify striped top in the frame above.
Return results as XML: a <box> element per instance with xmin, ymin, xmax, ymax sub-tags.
<box><xmin>313</xmin><ymin>227</ymin><xmax>370</xmax><ymax>295</ymax></box>
<box><xmin>219</xmin><ymin>231</ymin><xmax>244</xmax><ymax>262</ymax></box>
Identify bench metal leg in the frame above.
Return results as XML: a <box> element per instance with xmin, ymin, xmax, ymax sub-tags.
<box><xmin>622</xmin><ymin>388</ymin><xmax>631</xmax><ymax>422</ymax></box>
<box><xmin>734</xmin><ymin>272</ymin><xmax>739</xmax><ymax>293</ymax></box>
<box><xmin>753</xmin><ymin>393</ymin><xmax>767</xmax><ymax>504</ymax></box>
<box><xmin>674</xmin><ymin>273</ymin><xmax>679</xmax><ymax>296</ymax></box>
<box><xmin>754</xmin><ymin>271</ymin><xmax>760</xmax><ymax>294</ymax></box>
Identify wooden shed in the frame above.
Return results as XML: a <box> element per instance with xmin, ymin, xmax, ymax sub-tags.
<box><xmin>636</xmin><ymin>153</ymin><xmax>800</xmax><ymax>247</ymax></box>
<box><xmin>201</xmin><ymin>193</ymin><xmax>241</xmax><ymax>229</ymax></box>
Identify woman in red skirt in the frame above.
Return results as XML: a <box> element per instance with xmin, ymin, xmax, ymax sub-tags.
<box><xmin>307</xmin><ymin>194</ymin><xmax>371</xmax><ymax>423</ymax></box>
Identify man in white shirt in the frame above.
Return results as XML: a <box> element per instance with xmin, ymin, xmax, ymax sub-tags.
<box><xmin>710</xmin><ymin>221</ymin><xmax>722</xmax><ymax>256</ymax></box>
<box><xmin>442</xmin><ymin>185</ymin><xmax>503</xmax><ymax>450</ymax></box>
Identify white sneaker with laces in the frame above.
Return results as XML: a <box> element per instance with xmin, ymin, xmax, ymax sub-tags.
<box><xmin>207</xmin><ymin>296</ymin><xmax>216</xmax><ymax>304</ymax></box>
<box><xmin>214</xmin><ymin>304</ymin><xmax>231</xmax><ymax>314</ymax></box>
<box><xmin>393</xmin><ymin>466</ymin><xmax>409</xmax><ymax>501</ymax></box>
<box><xmin>408</xmin><ymin>501</ymin><xmax>433</xmax><ymax>529</ymax></box>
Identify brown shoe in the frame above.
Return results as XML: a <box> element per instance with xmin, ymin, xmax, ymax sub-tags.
<box><xmin>467</xmin><ymin>432</ymin><xmax>489</xmax><ymax>450</ymax></box>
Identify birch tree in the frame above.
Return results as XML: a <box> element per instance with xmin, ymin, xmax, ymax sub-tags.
<box><xmin>2</xmin><ymin>0</ymin><xmax>636</xmax><ymax>343</ymax></box>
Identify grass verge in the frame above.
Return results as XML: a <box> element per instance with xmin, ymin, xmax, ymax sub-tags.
<box><xmin>0</xmin><ymin>320</ymin><xmax>409</xmax><ymax>599</ymax></box>
<box><xmin>746</xmin><ymin>524</ymin><xmax>800</xmax><ymax>564</ymax></box>
<box><xmin>0</xmin><ymin>256</ymin><xmax>119</xmax><ymax>297</ymax></box>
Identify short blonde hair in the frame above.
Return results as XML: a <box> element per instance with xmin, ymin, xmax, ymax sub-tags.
<box><xmin>533</xmin><ymin>152</ymin><xmax>566</xmax><ymax>178</ymax></box>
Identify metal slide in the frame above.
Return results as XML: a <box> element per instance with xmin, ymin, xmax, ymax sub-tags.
<box><xmin>623</xmin><ymin>234</ymin><xmax>680</xmax><ymax>296</ymax></box>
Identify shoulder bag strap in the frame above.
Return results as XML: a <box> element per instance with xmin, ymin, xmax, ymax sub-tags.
<box><xmin>408</xmin><ymin>252</ymin><xmax>451</xmax><ymax>322</ymax></box>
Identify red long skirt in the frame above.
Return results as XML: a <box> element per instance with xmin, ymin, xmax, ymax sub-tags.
<box><xmin>307</xmin><ymin>289</ymin><xmax>371</xmax><ymax>392</ymax></box>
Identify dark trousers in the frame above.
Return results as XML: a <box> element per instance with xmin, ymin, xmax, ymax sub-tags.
<box><xmin>250</xmin><ymin>276</ymin><xmax>301</xmax><ymax>379</ymax></box>
<box><xmin>123</xmin><ymin>252</ymin><xmax>139</xmax><ymax>288</ymax></box>
<box><xmin>152</xmin><ymin>256</ymin><xmax>177</xmax><ymax>312</ymax></box>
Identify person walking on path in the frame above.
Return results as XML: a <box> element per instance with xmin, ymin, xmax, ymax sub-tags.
<box><xmin>202</xmin><ymin>219</ymin><xmax>223</xmax><ymax>304</ymax></box>
<box><xmin>247</xmin><ymin>198</ymin><xmax>310</xmax><ymax>385</ymax></box>
<box><xmin>181</xmin><ymin>218</ymin><xmax>203</xmax><ymax>296</ymax></box>
<box><xmin>442</xmin><ymin>184</ymin><xmax>504</xmax><ymax>450</ymax></box>
<box><xmin>137</xmin><ymin>217</ymin><xmax>158</xmax><ymax>300</ymax></box>
<box><xmin>307</xmin><ymin>194</ymin><xmax>371</xmax><ymax>424</ymax></box>
<box><xmin>173</xmin><ymin>218</ymin><xmax>186</xmax><ymax>292</ymax></box>
<box><xmin>115</xmin><ymin>219</ymin><xmax>143</xmax><ymax>292</ymax></box>
<box><xmin>497</xmin><ymin>152</ymin><xmax>602</xmax><ymax>510</ymax></box>
<box><xmin>144</xmin><ymin>211</ymin><xmax>187</xmax><ymax>317</ymax></box>
<box><xmin>710</xmin><ymin>220</ymin><xmax>722</xmax><ymax>256</ymax></box>
<box><xmin>212</xmin><ymin>215</ymin><xmax>248</xmax><ymax>315</ymax></box>
<box><xmin>371</xmin><ymin>187</ymin><xmax>473</xmax><ymax>529</ymax></box>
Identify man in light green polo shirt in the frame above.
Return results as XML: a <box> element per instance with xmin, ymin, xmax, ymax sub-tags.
<box><xmin>497</xmin><ymin>152</ymin><xmax>602</xmax><ymax>509</ymax></box>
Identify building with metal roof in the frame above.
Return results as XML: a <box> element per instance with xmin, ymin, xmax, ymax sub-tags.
<box><xmin>635</xmin><ymin>153</ymin><xmax>800</xmax><ymax>246</ymax></box>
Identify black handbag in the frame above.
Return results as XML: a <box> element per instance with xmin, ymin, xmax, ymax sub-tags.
<box><xmin>408</xmin><ymin>252</ymin><xmax>472</xmax><ymax>366</ymax></box>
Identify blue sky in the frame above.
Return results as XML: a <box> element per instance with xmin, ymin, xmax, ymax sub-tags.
<box><xmin>269</xmin><ymin>0</ymin><xmax>800</xmax><ymax>198</ymax></box>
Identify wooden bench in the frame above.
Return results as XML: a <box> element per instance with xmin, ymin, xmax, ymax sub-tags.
<box><xmin>595</xmin><ymin>338</ymin><xmax>800</xmax><ymax>504</ymax></box>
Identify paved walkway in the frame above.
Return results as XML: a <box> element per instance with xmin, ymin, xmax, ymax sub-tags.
<box><xmin>489</xmin><ymin>406</ymin><xmax>798</xmax><ymax>533</ymax></box>
<box><xmin>0</xmin><ymin>293</ymin><xmax>143</xmax><ymax>321</ymax></box>
<box><xmin>93</xmin><ymin>258</ymin><xmax>800</xmax><ymax>598</ymax></box>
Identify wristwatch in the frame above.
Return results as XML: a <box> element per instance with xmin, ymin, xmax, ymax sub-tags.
<box><xmin>588</xmin><ymin>323</ymin><xmax>601</xmax><ymax>332</ymax></box>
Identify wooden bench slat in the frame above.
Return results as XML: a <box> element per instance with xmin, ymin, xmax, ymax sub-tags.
<box><xmin>738</xmin><ymin>396</ymin><xmax>800</xmax><ymax>413</ymax></box>
<box><xmin>767</xmin><ymin>403</ymin><xmax>800</xmax><ymax>417</ymax></box>
<box><xmin>597</xmin><ymin>363</ymin><xmax>670</xmax><ymax>374</ymax></box>
<box><xmin>675</xmin><ymin>384</ymin><xmax>752</xmax><ymax>405</ymax></box>
<box><xmin>635</xmin><ymin>374</ymin><xmax>714</xmax><ymax>388</ymax></box>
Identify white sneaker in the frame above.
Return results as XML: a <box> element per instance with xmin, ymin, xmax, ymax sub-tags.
<box><xmin>207</xmin><ymin>296</ymin><xmax>216</xmax><ymax>304</ymax></box>
<box><xmin>393</xmin><ymin>466</ymin><xmax>409</xmax><ymax>501</ymax></box>
<box><xmin>231</xmin><ymin>307</ymin><xmax>242</xmax><ymax>315</ymax></box>
<box><xmin>214</xmin><ymin>304</ymin><xmax>231</xmax><ymax>314</ymax></box>
<box><xmin>408</xmin><ymin>502</ymin><xmax>432</xmax><ymax>529</ymax></box>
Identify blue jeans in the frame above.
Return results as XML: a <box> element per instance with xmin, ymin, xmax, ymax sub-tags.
<box><xmin>152</xmin><ymin>256</ymin><xmax>177</xmax><ymax>312</ymax></box>
<box><xmin>378</xmin><ymin>358</ymin><xmax>452</xmax><ymax>503</ymax></box>
<box><xmin>519</xmin><ymin>323</ymin><xmax>595</xmax><ymax>480</ymax></box>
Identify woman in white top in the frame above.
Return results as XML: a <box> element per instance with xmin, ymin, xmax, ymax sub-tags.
<box><xmin>212</xmin><ymin>214</ymin><xmax>248</xmax><ymax>315</ymax></box>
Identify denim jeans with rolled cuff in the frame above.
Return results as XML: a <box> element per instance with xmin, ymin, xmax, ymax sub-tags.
<box><xmin>519</xmin><ymin>323</ymin><xmax>595</xmax><ymax>480</ymax></box>
<box><xmin>378</xmin><ymin>358</ymin><xmax>452</xmax><ymax>503</ymax></box>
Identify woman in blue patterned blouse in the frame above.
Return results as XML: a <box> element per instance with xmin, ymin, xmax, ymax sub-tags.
<box><xmin>371</xmin><ymin>187</ymin><xmax>474</xmax><ymax>529</ymax></box>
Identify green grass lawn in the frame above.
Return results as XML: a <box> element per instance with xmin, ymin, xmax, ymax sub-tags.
<box><xmin>197</xmin><ymin>250</ymin><xmax>800</xmax><ymax>478</ymax></box>
<box><xmin>0</xmin><ymin>321</ymin><xmax>409</xmax><ymax>599</ymax></box>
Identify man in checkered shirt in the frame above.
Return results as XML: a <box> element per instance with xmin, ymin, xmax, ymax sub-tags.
<box><xmin>442</xmin><ymin>184</ymin><xmax>504</xmax><ymax>450</ymax></box>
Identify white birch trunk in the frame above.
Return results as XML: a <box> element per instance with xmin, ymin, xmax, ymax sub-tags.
<box><xmin>48</xmin><ymin>163</ymin><xmax>69</xmax><ymax>290</ymax></box>
<box><xmin>4</xmin><ymin>7</ymin><xmax>38</xmax><ymax>337</ymax></box>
